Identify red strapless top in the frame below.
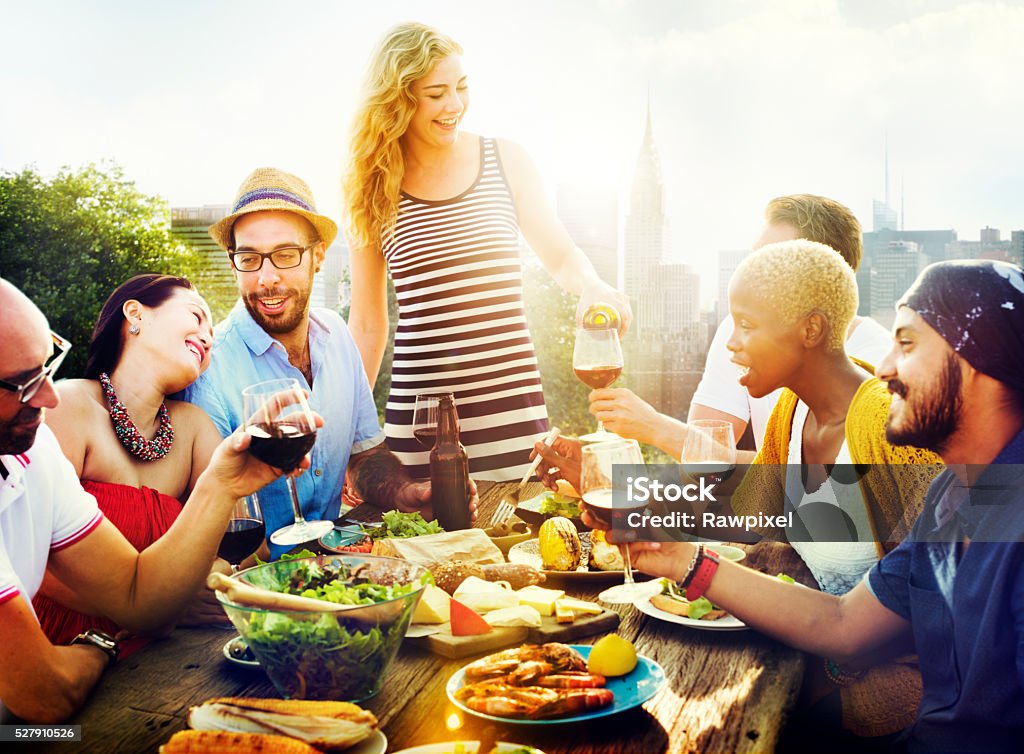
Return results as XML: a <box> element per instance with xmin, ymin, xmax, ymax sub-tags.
<box><xmin>33</xmin><ymin>480</ymin><xmax>183</xmax><ymax>647</ymax></box>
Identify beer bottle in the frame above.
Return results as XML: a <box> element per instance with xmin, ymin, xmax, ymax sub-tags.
<box><xmin>430</xmin><ymin>394</ymin><xmax>471</xmax><ymax>530</ymax></box>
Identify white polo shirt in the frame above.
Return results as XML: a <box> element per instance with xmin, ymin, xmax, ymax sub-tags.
<box><xmin>0</xmin><ymin>424</ymin><xmax>103</xmax><ymax>616</ymax></box>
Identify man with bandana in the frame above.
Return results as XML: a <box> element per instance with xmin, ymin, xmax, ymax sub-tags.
<box><xmin>604</xmin><ymin>259</ymin><xmax>1024</xmax><ymax>752</ymax></box>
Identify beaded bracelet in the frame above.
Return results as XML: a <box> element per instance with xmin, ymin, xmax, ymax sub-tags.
<box><xmin>677</xmin><ymin>544</ymin><xmax>704</xmax><ymax>589</ymax></box>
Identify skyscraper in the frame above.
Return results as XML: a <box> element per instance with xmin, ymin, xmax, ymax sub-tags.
<box><xmin>623</xmin><ymin>103</ymin><xmax>668</xmax><ymax>335</ymax></box>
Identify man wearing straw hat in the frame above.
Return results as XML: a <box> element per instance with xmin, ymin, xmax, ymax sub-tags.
<box><xmin>183</xmin><ymin>168</ymin><xmax>459</xmax><ymax>557</ymax></box>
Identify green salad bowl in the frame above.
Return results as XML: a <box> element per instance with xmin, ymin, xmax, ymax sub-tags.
<box><xmin>217</xmin><ymin>553</ymin><xmax>428</xmax><ymax>702</ymax></box>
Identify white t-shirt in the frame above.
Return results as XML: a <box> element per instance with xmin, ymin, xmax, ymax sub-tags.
<box><xmin>690</xmin><ymin>315</ymin><xmax>893</xmax><ymax>450</ymax></box>
<box><xmin>0</xmin><ymin>424</ymin><xmax>102</xmax><ymax>615</ymax></box>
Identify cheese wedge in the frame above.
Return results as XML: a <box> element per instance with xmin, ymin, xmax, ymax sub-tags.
<box><xmin>556</xmin><ymin>596</ymin><xmax>603</xmax><ymax>616</ymax></box>
<box><xmin>412</xmin><ymin>585</ymin><xmax>451</xmax><ymax>624</ymax></box>
<box><xmin>554</xmin><ymin>601</ymin><xmax>576</xmax><ymax>624</ymax></box>
<box><xmin>516</xmin><ymin>585</ymin><xmax>566</xmax><ymax>616</ymax></box>
<box><xmin>483</xmin><ymin>605</ymin><xmax>543</xmax><ymax>628</ymax></box>
<box><xmin>453</xmin><ymin>576</ymin><xmax>519</xmax><ymax>613</ymax></box>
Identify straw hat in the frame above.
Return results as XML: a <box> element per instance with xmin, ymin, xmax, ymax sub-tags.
<box><xmin>208</xmin><ymin>167</ymin><xmax>338</xmax><ymax>251</ymax></box>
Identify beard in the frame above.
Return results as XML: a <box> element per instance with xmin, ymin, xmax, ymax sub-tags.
<box><xmin>242</xmin><ymin>282</ymin><xmax>312</xmax><ymax>336</ymax></box>
<box><xmin>0</xmin><ymin>404</ymin><xmax>43</xmax><ymax>455</ymax></box>
<box><xmin>885</xmin><ymin>353</ymin><xmax>963</xmax><ymax>453</ymax></box>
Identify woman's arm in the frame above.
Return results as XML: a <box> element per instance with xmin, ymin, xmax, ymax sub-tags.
<box><xmin>498</xmin><ymin>139</ymin><xmax>633</xmax><ymax>334</ymax></box>
<box><xmin>347</xmin><ymin>241</ymin><xmax>391</xmax><ymax>385</ymax></box>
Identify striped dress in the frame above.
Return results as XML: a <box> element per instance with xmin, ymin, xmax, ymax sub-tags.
<box><xmin>382</xmin><ymin>136</ymin><xmax>549</xmax><ymax>481</ymax></box>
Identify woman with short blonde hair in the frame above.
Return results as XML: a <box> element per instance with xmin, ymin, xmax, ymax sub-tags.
<box><xmin>343</xmin><ymin>21</ymin><xmax>631</xmax><ymax>481</ymax></box>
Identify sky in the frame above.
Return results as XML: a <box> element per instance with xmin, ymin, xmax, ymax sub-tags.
<box><xmin>3</xmin><ymin>0</ymin><xmax>1023</xmax><ymax>305</ymax></box>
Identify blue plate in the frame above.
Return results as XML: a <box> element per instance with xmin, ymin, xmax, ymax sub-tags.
<box><xmin>446</xmin><ymin>644</ymin><xmax>665</xmax><ymax>724</ymax></box>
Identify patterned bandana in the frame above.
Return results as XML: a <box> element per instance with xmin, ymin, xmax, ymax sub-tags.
<box><xmin>898</xmin><ymin>259</ymin><xmax>1024</xmax><ymax>395</ymax></box>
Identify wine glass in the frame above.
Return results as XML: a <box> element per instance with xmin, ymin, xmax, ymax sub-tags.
<box><xmin>412</xmin><ymin>392</ymin><xmax>453</xmax><ymax>449</ymax></box>
<box><xmin>241</xmin><ymin>378</ymin><xmax>330</xmax><ymax>546</ymax></box>
<box><xmin>681</xmin><ymin>419</ymin><xmax>737</xmax><ymax>525</ymax></box>
<box><xmin>573</xmin><ymin>327</ymin><xmax>624</xmax><ymax>443</ymax></box>
<box><xmin>217</xmin><ymin>495</ymin><xmax>265</xmax><ymax>567</ymax></box>
<box><xmin>581</xmin><ymin>439</ymin><xmax>662</xmax><ymax>604</ymax></box>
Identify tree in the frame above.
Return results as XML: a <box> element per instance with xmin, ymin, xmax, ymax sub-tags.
<box><xmin>0</xmin><ymin>163</ymin><xmax>216</xmax><ymax>377</ymax></box>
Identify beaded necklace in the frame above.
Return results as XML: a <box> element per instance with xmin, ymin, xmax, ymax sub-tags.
<box><xmin>98</xmin><ymin>372</ymin><xmax>174</xmax><ymax>461</ymax></box>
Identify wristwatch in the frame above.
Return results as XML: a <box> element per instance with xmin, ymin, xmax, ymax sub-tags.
<box><xmin>71</xmin><ymin>629</ymin><xmax>120</xmax><ymax>667</ymax></box>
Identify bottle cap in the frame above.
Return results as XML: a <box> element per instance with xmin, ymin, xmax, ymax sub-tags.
<box><xmin>582</xmin><ymin>302</ymin><xmax>621</xmax><ymax>330</ymax></box>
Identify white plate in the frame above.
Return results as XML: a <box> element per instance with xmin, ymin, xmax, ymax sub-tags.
<box><xmin>634</xmin><ymin>587</ymin><xmax>748</xmax><ymax>631</ymax></box>
<box><xmin>507</xmin><ymin>535</ymin><xmax>624</xmax><ymax>580</ymax></box>
<box><xmin>349</xmin><ymin>730</ymin><xmax>388</xmax><ymax>754</ymax></box>
<box><xmin>390</xmin><ymin>742</ymin><xmax>541</xmax><ymax>754</ymax></box>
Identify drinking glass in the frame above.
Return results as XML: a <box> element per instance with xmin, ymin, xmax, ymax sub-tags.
<box><xmin>581</xmin><ymin>439</ymin><xmax>662</xmax><ymax>604</ymax></box>
<box><xmin>681</xmin><ymin>419</ymin><xmax>737</xmax><ymax>524</ymax></box>
<box><xmin>217</xmin><ymin>495</ymin><xmax>265</xmax><ymax>567</ymax></box>
<box><xmin>242</xmin><ymin>378</ymin><xmax>330</xmax><ymax>546</ymax></box>
<box><xmin>681</xmin><ymin>420</ymin><xmax>737</xmax><ymax>485</ymax></box>
<box><xmin>412</xmin><ymin>392</ymin><xmax>453</xmax><ymax>449</ymax></box>
<box><xmin>573</xmin><ymin>328</ymin><xmax>624</xmax><ymax>443</ymax></box>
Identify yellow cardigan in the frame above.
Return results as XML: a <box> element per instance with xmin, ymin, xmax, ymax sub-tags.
<box><xmin>732</xmin><ymin>374</ymin><xmax>943</xmax><ymax>737</ymax></box>
<box><xmin>734</xmin><ymin>375</ymin><xmax>942</xmax><ymax>558</ymax></box>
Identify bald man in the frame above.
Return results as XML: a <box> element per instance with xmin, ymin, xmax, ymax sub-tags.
<box><xmin>0</xmin><ymin>278</ymin><xmax>302</xmax><ymax>722</ymax></box>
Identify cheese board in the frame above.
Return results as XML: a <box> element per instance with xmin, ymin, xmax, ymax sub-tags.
<box><xmin>407</xmin><ymin>608</ymin><xmax>621</xmax><ymax>659</ymax></box>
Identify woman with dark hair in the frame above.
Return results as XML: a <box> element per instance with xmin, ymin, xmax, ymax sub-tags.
<box><xmin>33</xmin><ymin>274</ymin><xmax>227</xmax><ymax>644</ymax></box>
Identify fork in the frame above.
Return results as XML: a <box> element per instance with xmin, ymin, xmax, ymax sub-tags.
<box><xmin>489</xmin><ymin>427</ymin><xmax>562</xmax><ymax>528</ymax></box>
<box><xmin>488</xmin><ymin>499</ymin><xmax>517</xmax><ymax>530</ymax></box>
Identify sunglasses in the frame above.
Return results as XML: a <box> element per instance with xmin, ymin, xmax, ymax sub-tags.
<box><xmin>0</xmin><ymin>332</ymin><xmax>72</xmax><ymax>403</ymax></box>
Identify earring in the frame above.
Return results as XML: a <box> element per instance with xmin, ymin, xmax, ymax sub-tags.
<box><xmin>128</xmin><ymin>324</ymin><xmax>140</xmax><ymax>335</ymax></box>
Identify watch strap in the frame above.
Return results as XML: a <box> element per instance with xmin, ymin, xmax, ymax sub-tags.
<box><xmin>71</xmin><ymin>629</ymin><xmax>120</xmax><ymax>666</ymax></box>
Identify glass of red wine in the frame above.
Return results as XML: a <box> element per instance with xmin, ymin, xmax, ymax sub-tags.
<box><xmin>218</xmin><ymin>495</ymin><xmax>265</xmax><ymax>567</ymax></box>
<box><xmin>241</xmin><ymin>378</ymin><xmax>329</xmax><ymax>546</ymax></box>
<box><xmin>580</xmin><ymin>439</ymin><xmax>662</xmax><ymax>604</ymax></box>
<box><xmin>412</xmin><ymin>392</ymin><xmax>453</xmax><ymax>449</ymax></box>
<box><xmin>573</xmin><ymin>327</ymin><xmax>624</xmax><ymax>443</ymax></box>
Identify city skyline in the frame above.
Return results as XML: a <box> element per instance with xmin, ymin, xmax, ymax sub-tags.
<box><xmin>3</xmin><ymin>1</ymin><xmax>1023</xmax><ymax>304</ymax></box>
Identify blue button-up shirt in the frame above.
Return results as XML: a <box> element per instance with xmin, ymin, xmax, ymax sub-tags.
<box><xmin>868</xmin><ymin>428</ymin><xmax>1024</xmax><ymax>752</ymax></box>
<box><xmin>181</xmin><ymin>303</ymin><xmax>383</xmax><ymax>557</ymax></box>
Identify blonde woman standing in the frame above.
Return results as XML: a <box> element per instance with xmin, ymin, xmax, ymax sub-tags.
<box><xmin>344</xmin><ymin>22</ymin><xmax>630</xmax><ymax>481</ymax></box>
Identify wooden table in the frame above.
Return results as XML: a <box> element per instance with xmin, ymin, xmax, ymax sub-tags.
<box><xmin>30</xmin><ymin>482</ymin><xmax>805</xmax><ymax>754</ymax></box>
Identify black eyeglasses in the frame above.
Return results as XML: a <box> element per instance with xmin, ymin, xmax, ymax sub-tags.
<box><xmin>228</xmin><ymin>243</ymin><xmax>317</xmax><ymax>273</ymax></box>
<box><xmin>0</xmin><ymin>332</ymin><xmax>72</xmax><ymax>404</ymax></box>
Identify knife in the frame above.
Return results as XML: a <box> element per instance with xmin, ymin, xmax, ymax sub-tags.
<box><xmin>506</xmin><ymin>426</ymin><xmax>561</xmax><ymax>507</ymax></box>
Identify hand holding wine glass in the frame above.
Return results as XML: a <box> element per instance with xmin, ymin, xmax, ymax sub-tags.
<box><xmin>573</xmin><ymin>327</ymin><xmax>624</xmax><ymax>443</ymax></box>
<box><xmin>242</xmin><ymin>378</ymin><xmax>331</xmax><ymax>546</ymax></box>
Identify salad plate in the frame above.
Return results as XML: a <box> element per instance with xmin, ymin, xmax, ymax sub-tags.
<box><xmin>446</xmin><ymin>644</ymin><xmax>665</xmax><ymax>725</ymax></box>
<box><xmin>514</xmin><ymin>491</ymin><xmax>587</xmax><ymax>531</ymax></box>
<box><xmin>633</xmin><ymin>583</ymin><xmax>748</xmax><ymax>631</ymax></box>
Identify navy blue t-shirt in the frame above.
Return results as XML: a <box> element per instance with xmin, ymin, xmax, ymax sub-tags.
<box><xmin>868</xmin><ymin>428</ymin><xmax>1024</xmax><ymax>752</ymax></box>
